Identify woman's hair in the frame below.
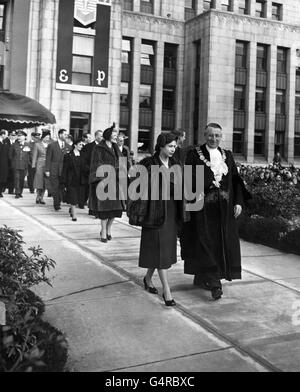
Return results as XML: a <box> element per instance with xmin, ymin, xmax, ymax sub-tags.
<box><xmin>73</xmin><ymin>137</ymin><xmax>84</xmax><ymax>146</ymax></box>
<box><xmin>154</xmin><ymin>132</ymin><xmax>177</xmax><ymax>154</ymax></box>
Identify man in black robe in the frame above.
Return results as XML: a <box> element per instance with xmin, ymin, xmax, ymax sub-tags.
<box><xmin>0</xmin><ymin>129</ymin><xmax>10</xmax><ymax>197</ymax></box>
<box><xmin>180</xmin><ymin>123</ymin><xmax>251</xmax><ymax>300</ymax></box>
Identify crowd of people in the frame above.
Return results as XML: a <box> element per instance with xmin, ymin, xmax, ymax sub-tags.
<box><xmin>238</xmin><ymin>157</ymin><xmax>300</xmax><ymax>188</ymax></box>
<box><xmin>1</xmin><ymin>124</ymin><xmax>297</xmax><ymax>307</ymax></box>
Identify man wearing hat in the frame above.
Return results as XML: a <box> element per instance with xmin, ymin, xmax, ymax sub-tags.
<box><xmin>9</xmin><ymin>131</ymin><xmax>31</xmax><ymax>198</ymax></box>
<box><xmin>27</xmin><ymin>131</ymin><xmax>41</xmax><ymax>194</ymax></box>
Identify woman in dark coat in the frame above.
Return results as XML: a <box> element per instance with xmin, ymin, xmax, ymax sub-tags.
<box><xmin>180</xmin><ymin>123</ymin><xmax>251</xmax><ymax>301</ymax></box>
<box><xmin>137</xmin><ymin>133</ymin><xmax>185</xmax><ymax>307</ymax></box>
<box><xmin>61</xmin><ymin>138</ymin><xmax>89</xmax><ymax>221</ymax></box>
<box><xmin>89</xmin><ymin>127</ymin><xmax>125</xmax><ymax>242</ymax></box>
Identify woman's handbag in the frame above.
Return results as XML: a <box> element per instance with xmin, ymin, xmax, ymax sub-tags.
<box><xmin>126</xmin><ymin>197</ymin><xmax>149</xmax><ymax>227</ymax></box>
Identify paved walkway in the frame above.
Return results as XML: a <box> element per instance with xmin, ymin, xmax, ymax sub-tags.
<box><xmin>1</xmin><ymin>192</ymin><xmax>300</xmax><ymax>372</ymax></box>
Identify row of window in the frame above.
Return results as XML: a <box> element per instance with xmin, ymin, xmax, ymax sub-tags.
<box><xmin>123</xmin><ymin>0</ymin><xmax>283</xmax><ymax>22</ymax></box>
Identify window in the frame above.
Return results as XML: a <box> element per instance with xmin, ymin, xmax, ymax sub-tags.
<box><xmin>238</xmin><ymin>0</ymin><xmax>249</xmax><ymax>14</ymax></box>
<box><xmin>295</xmin><ymin>95</ymin><xmax>300</xmax><ymax>116</ymax></box>
<box><xmin>233</xmin><ymin>129</ymin><xmax>245</xmax><ymax>155</ymax></box>
<box><xmin>295</xmin><ymin>132</ymin><xmax>300</xmax><ymax>157</ymax></box>
<box><xmin>276</xmin><ymin>90</ymin><xmax>286</xmax><ymax>115</ymax></box>
<box><xmin>236</xmin><ymin>41</ymin><xmax>247</xmax><ymax>68</ymax></box>
<box><xmin>257</xmin><ymin>44</ymin><xmax>268</xmax><ymax>72</ymax></box>
<box><xmin>255</xmin><ymin>88</ymin><xmax>266</xmax><ymax>113</ymax></box>
<box><xmin>122</xmin><ymin>38</ymin><xmax>132</xmax><ymax>64</ymax></box>
<box><xmin>234</xmin><ymin>86</ymin><xmax>246</xmax><ymax>111</ymax></box>
<box><xmin>120</xmin><ymin>82</ymin><xmax>129</xmax><ymax>106</ymax></box>
<box><xmin>164</xmin><ymin>44</ymin><xmax>177</xmax><ymax>70</ymax></box>
<box><xmin>139</xmin><ymin>84</ymin><xmax>152</xmax><ymax>108</ymax></box>
<box><xmin>163</xmin><ymin>89</ymin><xmax>175</xmax><ymax>111</ymax></box>
<box><xmin>203</xmin><ymin>1</ymin><xmax>213</xmax><ymax>11</ymax></box>
<box><xmin>254</xmin><ymin>130</ymin><xmax>265</xmax><ymax>155</ymax></box>
<box><xmin>138</xmin><ymin>129</ymin><xmax>151</xmax><ymax>153</ymax></box>
<box><xmin>272</xmin><ymin>3</ymin><xmax>282</xmax><ymax>21</ymax></box>
<box><xmin>141</xmin><ymin>41</ymin><xmax>155</xmax><ymax>67</ymax></box>
<box><xmin>140</xmin><ymin>0</ymin><xmax>153</xmax><ymax>14</ymax></box>
<box><xmin>123</xmin><ymin>0</ymin><xmax>134</xmax><ymax>11</ymax></box>
<box><xmin>0</xmin><ymin>3</ymin><xmax>5</xmax><ymax>32</ymax></box>
<box><xmin>70</xmin><ymin>112</ymin><xmax>91</xmax><ymax>140</ymax></box>
<box><xmin>221</xmin><ymin>0</ymin><xmax>233</xmax><ymax>12</ymax></box>
<box><xmin>185</xmin><ymin>0</ymin><xmax>196</xmax><ymax>20</ymax></box>
<box><xmin>275</xmin><ymin>131</ymin><xmax>284</xmax><ymax>156</ymax></box>
<box><xmin>277</xmin><ymin>47</ymin><xmax>287</xmax><ymax>74</ymax></box>
<box><xmin>255</xmin><ymin>0</ymin><xmax>266</xmax><ymax>18</ymax></box>
<box><xmin>72</xmin><ymin>55</ymin><xmax>92</xmax><ymax>86</ymax></box>
<box><xmin>296</xmin><ymin>67</ymin><xmax>300</xmax><ymax>93</ymax></box>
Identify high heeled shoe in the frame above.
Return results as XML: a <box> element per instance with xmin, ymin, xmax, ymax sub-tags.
<box><xmin>143</xmin><ymin>277</ymin><xmax>158</xmax><ymax>295</ymax></box>
<box><xmin>100</xmin><ymin>231</ymin><xmax>108</xmax><ymax>243</ymax></box>
<box><xmin>163</xmin><ymin>294</ymin><xmax>176</xmax><ymax>307</ymax></box>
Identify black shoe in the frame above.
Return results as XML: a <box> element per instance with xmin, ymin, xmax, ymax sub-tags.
<box><xmin>163</xmin><ymin>294</ymin><xmax>176</xmax><ymax>307</ymax></box>
<box><xmin>20</xmin><ymin>195</ymin><xmax>23</xmax><ymax>198</ymax></box>
<box><xmin>0</xmin><ymin>193</ymin><xmax>3</xmax><ymax>198</ymax></box>
<box><xmin>72</xmin><ymin>218</ymin><xmax>77</xmax><ymax>222</ymax></box>
<box><xmin>193</xmin><ymin>276</ymin><xmax>212</xmax><ymax>290</ymax></box>
<box><xmin>40</xmin><ymin>200</ymin><xmax>46</xmax><ymax>205</ymax></box>
<box><xmin>211</xmin><ymin>287</ymin><xmax>223</xmax><ymax>301</ymax></box>
<box><xmin>36</xmin><ymin>199</ymin><xmax>40</xmax><ymax>204</ymax></box>
<box><xmin>100</xmin><ymin>231</ymin><xmax>108</xmax><ymax>243</ymax></box>
<box><xmin>107</xmin><ymin>235</ymin><xmax>112</xmax><ymax>241</ymax></box>
<box><xmin>30</xmin><ymin>190</ymin><xmax>34</xmax><ymax>194</ymax></box>
<box><xmin>54</xmin><ymin>206</ymin><xmax>61</xmax><ymax>211</ymax></box>
<box><xmin>143</xmin><ymin>277</ymin><xmax>158</xmax><ymax>295</ymax></box>
<box><xmin>15</xmin><ymin>195</ymin><xmax>20</xmax><ymax>199</ymax></box>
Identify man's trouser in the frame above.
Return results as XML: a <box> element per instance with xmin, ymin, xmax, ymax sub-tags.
<box><xmin>14</xmin><ymin>169</ymin><xmax>26</xmax><ymax>196</ymax></box>
<box><xmin>27</xmin><ymin>165</ymin><xmax>36</xmax><ymax>193</ymax></box>
<box><xmin>50</xmin><ymin>175</ymin><xmax>64</xmax><ymax>209</ymax></box>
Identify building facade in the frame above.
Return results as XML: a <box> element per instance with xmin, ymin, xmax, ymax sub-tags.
<box><xmin>1</xmin><ymin>0</ymin><xmax>300</xmax><ymax>163</ymax></box>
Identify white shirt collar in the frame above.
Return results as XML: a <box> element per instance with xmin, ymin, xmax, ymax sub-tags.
<box><xmin>73</xmin><ymin>150</ymin><xmax>80</xmax><ymax>157</ymax></box>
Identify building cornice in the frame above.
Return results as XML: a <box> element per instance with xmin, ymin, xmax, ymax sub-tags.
<box><xmin>123</xmin><ymin>10</ymin><xmax>184</xmax><ymax>28</ymax></box>
<box><xmin>186</xmin><ymin>9</ymin><xmax>300</xmax><ymax>34</ymax></box>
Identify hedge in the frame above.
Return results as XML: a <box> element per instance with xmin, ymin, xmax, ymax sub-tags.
<box><xmin>0</xmin><ymin>226</ymin><xmax>68</xmax><ymax>372</ymax></box>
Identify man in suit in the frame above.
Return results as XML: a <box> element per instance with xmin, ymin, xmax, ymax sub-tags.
<box><xmin>0</xmin><ymin>129</ymin><xmax>10</xmax><ymax>197</ymax></box>
<box><xmin>117</xmin><ymin>131</ymin><xmax>132</xmax><ymax>169</ymax></box>
<box><xmin>45</xmin><ymin>129</ymin><xmax>71</xmax><ymax>211</ymax></box>
<box><xmin>9</xmin><ymin>131</ymin><xmax>31</xmax><ymax>199</ymax></box>
<box><xmin>82</xmin><ymin>129</ymin><xmax>103</xmax><ymax>206</ymax></box>
<box><xmin>27</xmin><ymin>131</ymin><xmax>41</xmax><ymax>194</ymax></box>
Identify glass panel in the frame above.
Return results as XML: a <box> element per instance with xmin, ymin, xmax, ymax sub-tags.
<box><xmin>72</xmin><ymin>73</ymin><xmax>91</xmax><ymax>86</ymax></box>
<box><xmin>72</xmin><ymin>56</ymin><xmax>92</xmax><ymax>73</ymax></box>
<box><xmin>138</xmin><ymin>129</ymin><xmax>151</xmax><ymax>153</ymax></box>
<box><xmin>254</xmin><ymin>131</ymin><xmax>265</xmax><ymax>155</ymax></box>
<box><xmin>139</xmin><ymin>85</ymin><xmax>152</xmax><ymax>107</ymax></box>
<box><xmin>70</xmin><ymin>112</ymin><xmax>91</xmax><ymax>139</ymax></box>
<box><xmin>73</xmin><ymin>35</ymin><xmax>94</xmax><ymax>56</ymax></box>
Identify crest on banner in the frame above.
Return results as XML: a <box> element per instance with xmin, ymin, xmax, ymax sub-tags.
<box><xmin>74</xmin><ymin>0</ymin><xmax>111</xmax><ymax>26</ymax></box>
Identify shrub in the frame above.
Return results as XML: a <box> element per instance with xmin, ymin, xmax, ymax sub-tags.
<box><xmin>246</xmin><ymin>183</ymin><xmax>300</xmax><ymax>221</ymax></box>
<box><xmin>280</xmin><ymin>228</ymin><xmax>300</xmax><ymax>254</ymax></box>
<box><xmin>0</xmin><ymin>226</ymin><xmax>68</xmax><ymax>372</ymax></box>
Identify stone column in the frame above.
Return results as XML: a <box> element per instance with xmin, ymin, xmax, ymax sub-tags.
<box><xmin>248</xmin><ymin>0</ymin><xmax>256</xmax><ymax>17</ymax></box>
<box><xmin>214</xmin><ymin>0</ymin><xmax>222</xmax><ymax>11</ymax></box>
<box><xmin>286</xmin><ymin>47</ymin><xmax>296</xmax><ymax>163</ymax></box>
<box><xmin>153</xmin><ymin>41</ymin><xmax>164</xmax><ymax>148</ymax></box>
<box><xmin>133</xmin><ymin>0</ymin><xmax>140</xmax><ymax>12</ymax></box>
<box><xmin>153</xmin><ymin>0</ymin><xmax>160</xmax><ymax>16</ymax></box>
<box><xmin>0</xmin><ymin>301</ymin><xmax>6</xmax><ymax>326</ymax></box>
<box><xmin>129</xmin><ymin>36</ymin><xmax>141</xmax><ymax>155</ymax></box>
<box><xmin>196</xmin><ymin>0</ymin><xmax>203</xmax><ymax>14</ymax></box>
<box><xmin>266</xmin><ymin>45</ymin><xmax>277</xmax><ymax>163</ymax></box>
<box><xmin>266</xmin><ymin>0</ymin><xmax>272</xmax><ymax>19</ymax></box>
<box><xmin>245</xmin><ymin>41</ymin><xmax>257</xmax><ymax>163</ymax></box>
<box><xmin>232</xmin><ymin>0</ymin><xmax>239</xmax><ymax>13</ymax></box>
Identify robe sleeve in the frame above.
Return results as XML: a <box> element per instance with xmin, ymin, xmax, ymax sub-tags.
<box><xmin>228</xmin><ymin>151</ymin><xmax>252</xmax><ymax>207</ymax></box>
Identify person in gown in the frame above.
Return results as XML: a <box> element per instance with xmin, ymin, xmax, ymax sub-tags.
<box><xmin>180</xmin><ymin>123</ymin><xmax>251</xmax><ymax>300</ymax></box>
